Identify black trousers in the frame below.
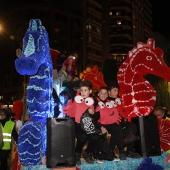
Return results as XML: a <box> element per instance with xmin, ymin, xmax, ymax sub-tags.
<box><xmin>94</xmin><ymin>134</ymin><xmax>113</xmax><ymax>160</ymax></box>
<box><xmin>75</xmin><ymin>123</ymin><xmax>99</xmax><ymax>154</ymax></box>
<box><xmin>0</xmin><ymin>149</ymin><xmax>11</xmax><ymax>170</ymax></box>
<box><xmin>103</xmin><ymin>123</ymin><xmax>124</xmax><ymax>153</ymax></box>
<box><xmin>121</xmin><ymin>121</ymin><xmax>138</xmax><ymax>153</ymax></box>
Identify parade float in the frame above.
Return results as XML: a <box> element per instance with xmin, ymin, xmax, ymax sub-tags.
<box><xmin>14</xmin><ymin>19</ymin><xmax>170</xmax><ymax>170</ymax></box>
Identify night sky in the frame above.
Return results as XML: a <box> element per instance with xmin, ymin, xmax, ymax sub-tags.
<box><xmin>0</xmin><ymin>0</ymin><xmax>169</xmax><ymax>37</ymax></box>
<box><xmin>151</xmin><ymin>0</ymin><xmax>170</xmax><ymax>36</ymax></box>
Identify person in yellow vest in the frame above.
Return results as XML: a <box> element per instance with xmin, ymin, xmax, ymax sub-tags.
<box><xmin>153</xmin><ymin>106</ymin><xmax>170</xmax><ymax>154</ymax></box>
<box><xmin>0</xmin><ymin>122</ymin><xmax>3</xmax><ymax>147</ymax></box>
<box><xmin>153</xmin><ymin>106</ymin><xmax>170</xmax><ymax>120</ymax></box>
<box><xmin>0</xmin><ymin>108</ymin><xmax>18</xmax><ymax>170</ymax></box>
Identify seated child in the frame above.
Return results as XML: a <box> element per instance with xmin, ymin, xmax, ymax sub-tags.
<box><xmin>63</xmin><ymin>80</ymin><xmax>107</xmax><ymax>165</ymax></box>
<box><xmin>54</xmin><ymin>90</ymin><xmax>71</xmax><ymax>118</ymax></box>
<box><xmin>107</xmin><ymin>82</ymin><xmax>141</xmax><ymax>159</ymax></box>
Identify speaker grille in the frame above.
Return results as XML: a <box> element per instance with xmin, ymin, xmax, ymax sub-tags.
<box><xmin>46</xmin><ymin>118</ymin><xmax>75</xmax><ymax>168</ymax></box>
<box><xmin>132</xmin><ymin>115</ymin><xmax>161</xmax><ymax>157</ymax></box>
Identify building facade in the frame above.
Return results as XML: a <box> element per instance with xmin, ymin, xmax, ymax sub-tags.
<box><xmin>0</xmin><ymin>0</ymin><xmax>153</xmax><ymax>105</ymax></box>
<box><xmin>106</xmin><ymin>0</ymin><xmax>152</xmax><ymax>66</ymax></box>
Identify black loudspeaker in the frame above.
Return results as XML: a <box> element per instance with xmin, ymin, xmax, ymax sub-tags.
<box><xmin>132</xmin><ymin>114</ymin><xmax>161</xmax><ymax>157</ymax></box>
<box><xmin>46</xmin><ymin>117</ymin><xmax>75</xmax><ymax>168</ymax></box>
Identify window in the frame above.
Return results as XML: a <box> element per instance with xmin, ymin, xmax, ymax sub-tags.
<box><xmin>96</xmin><ymin>28</ymin><xmax>101</xmax><ymax>34</ymax></box>
<box><xmin>88</xmin><ymin>36</ymin><xmax>92</xmax><ymax>42</ymax></box>
<box><xmin>86</xmin><ymin>24</ymin><xmax>92</xmax><ymax>30</ymax></box>
<box><xmin>117</xmin><ymin>20</ymin><xmax>122</xmax><ymax>25</ymax></box>
<box><xmin>116</xmin><ymin>11</ymin><xmax>121</xmax><ymax>16</ymax></box>
<box><xmin>62</xmin><ymin>15</ymin><xmax>67</xmax><ymax>23</ymax></box>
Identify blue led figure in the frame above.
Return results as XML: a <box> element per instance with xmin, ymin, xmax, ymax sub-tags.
<box><xmin>15</xmin><ymin>19</ymin><xmax>54</xmax><ymax>166</ymax></box>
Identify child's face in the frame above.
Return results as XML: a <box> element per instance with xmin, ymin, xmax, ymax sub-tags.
<box><xmin>0</xmin><ymin>111</ymin><xmax>6</xmax><ymax>120</ymax></box>
<box><xmin>153</xmin><ymin>110</ymin><xmax>164</xmax><ymax>118</ymax></box>
<box><xmin>108</xmin><ymin>87</ymin><xmax>119</xmax><ymax>98</ymax></box>
<box><xmin>59</xmin><ymin>96</ymin><xmax>65</xmax><ymax>105</ymax></box>
<box><xmin>98</xmin><ymin>89</ymin><xmax>108</xmax><ymax>101</ymax></box>
<box><xmin>80</xmin><ymin>86</ymin><xmax>92</xmax><ymax>98</ymax></box>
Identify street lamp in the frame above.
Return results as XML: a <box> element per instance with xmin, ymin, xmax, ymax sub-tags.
<box><xmin>0</xmin><ymin>22</ymin><xmax>5</xmax><ymax>33</ymax></box>
<box><xmin>0</xmin><ymin>24</ymin><xmax>3</xmax><ymax>32</ymax></box>
<box><xmin>0</xmin><ymin>22</ymin><xmax>16</xmax><ymax>41</ymax></box>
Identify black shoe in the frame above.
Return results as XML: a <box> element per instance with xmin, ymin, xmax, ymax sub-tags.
<box><xmin>112</xmin><ymin>152</ymin><xmax>117</xmax><ymax>159</ymax></box>
<box><xmin>111</xmin><ymin>152</ymin><xmax>119</xmax><ymax>161</ymax></box>
<box><xmin>94</xmin><ymin>151</ymin><xmax>103</xmax><ymax>160</ymax></box>
<box><xmin>76</xmin><ymin>153</ymin><xmax>81</xmax><ymax>165</ymax></box>
<box><xmin>83</xmin><ymin>152</ymin><xmax>94</xmax><ymax>164</ymax></box>
<box><xmin>127</xmin><ymin>151</ymin><xmax>141</xmax><ymax>158</ymax></box>
<box><xmin>119</xmin><ymin>152</ymin><xmax>127</xmax><ymax>160</ymax></box>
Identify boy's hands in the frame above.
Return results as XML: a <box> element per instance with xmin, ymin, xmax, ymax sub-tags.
<box><xmin>116</xmin><ymin>115</ymin><xmax>122</xmax><ymax>124</ymax></box>
<box><xmin>101</xmin><ymin>126</ymin><xmax>108</xmax><ymax>134</ymax></box>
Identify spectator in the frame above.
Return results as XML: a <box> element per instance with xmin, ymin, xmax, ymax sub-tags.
<box><xmin>0</xmin><ymin>108</ymin><xmax>18</xmax><ymax>170</ymax></box>
<box><xmin>153</xmin><ymin>106</ymin><xmax>170</xmax><ymax>120</ymax></box>
<box><xmin>54</xmin><ymin>90</ymin><xmax>71</xmax><ymax>118</ymax></box>
<box><xmin>0</xmin><ymin>122</ymin><xmax>3</xmax><ymax>147</ymax></box>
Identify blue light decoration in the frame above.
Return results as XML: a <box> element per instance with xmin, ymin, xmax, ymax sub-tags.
<box><xmin>15</xmin><ymin>19</ymin><xmax>54</xmax><ymax>166</ymax></box>
<box><xmin>136</xmin><ymin>157</ymin><xmax>163</xmax><ymax>170</ymax></box>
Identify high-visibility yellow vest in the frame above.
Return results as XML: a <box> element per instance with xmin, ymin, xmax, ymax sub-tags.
<box><xmin>166</xmin><ymin>116</ymin><xmax>170</xmax><ymax>121</ymax></box>
<box><xmin>1</xmin><ymin>120</ymin><xmax>15</xmax><ymax>150</ymax></box>
<box><xmin>0</xmin><ymin>122</ymin><xmax>3</xmax><ymax>146</ymax></box>
<box><xmin>165</xmin><ymin>117</ymin><xmax>170</xmax><ymax>153</ymax></box>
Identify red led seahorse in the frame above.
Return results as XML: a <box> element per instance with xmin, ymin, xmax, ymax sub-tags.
<box><xmin>117</xmin><ymin>38</ymin><xmax>170</xmax><ymax>121</ymax></box>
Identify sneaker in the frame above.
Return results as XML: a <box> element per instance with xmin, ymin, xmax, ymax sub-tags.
<box><xmin>113</xmin><ymin>158</ymin><xmax>120</xmax><ymax>162</ymax></box>
<box><xmin>83</xmin><ymin>152</ymin><xmax>94</xmax><ymax>164</ymax></box>
<box><xmin>76</xmin><ymin>153</ymin><xmax>81</xmax><ymax>165</ymax></box>
<box><xmin>119</xmin><ymin>152</ymin><xmax>127</xmax><ymax>160</ymax></box>
<box><xmin>96</xmin><ymin>159</ymin><xmax>104</xmax><ymax>164</ymax></box>
<box><xmin>112</xmin><ymin>153</ymin><xmax>120</xmax><ymax>161</ymax></box>
<box><xmin>127</xmin><ymin>151</ymin><xmax>141</xmax><ymax>158</ymax></box>
<box><xmin>93</xmin><ymin>151</ymin><xmax>103</xmax><ymax>160</ymax></box>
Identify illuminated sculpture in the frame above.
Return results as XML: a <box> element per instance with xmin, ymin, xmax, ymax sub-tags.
<box><xmin>15</xmin><ymin>19</ymin><xmax>54</xmax><ymax>166</ymax></box>
<box><xmin>12</xmin><ymin>100</ymin><xmax>23</xmax><ymax>120</ymax></box>
<box><xmin>117</xmin><ymin>38</ymin><xmax>170</xmax><ymax>121</ymax></box>
<box><xmin>80</xmin><ymin>65</ymin><xmax>107</xmax><ymax>91</ymax></box>
<box><xmin>64</xmin><ymin>54</ymin><xmax>78</xmax><ymax>80</ymax></box>
<box><xmin>157</xmin><ymin>118</ymin><xmax>170</xmax><ymax>163</ymax></box>
<box><xmin>50</xmin><ymin>48</ymin><xmax>69</xmax><ymax>95</ymax></box>
<box><xmin>50</xmin><ymin>48</ymin><xmax>60</xmax><ymax>70</ymax></box>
